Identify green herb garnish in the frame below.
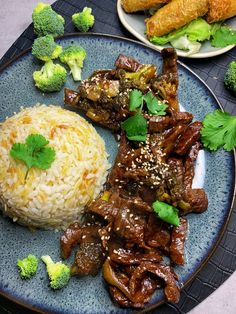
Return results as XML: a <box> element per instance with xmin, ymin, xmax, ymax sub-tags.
<box><xmin>129</xmin><ymin>89</ymin><xmax>168</xmax><ymax>116</ymax></box>
<box><xmin>211</xmin><ymin>27</ymin><xmax>236</xmax><ymax>48</ymax></box>
<box><xmin>10</xmin><ymin>134</ymin><xmax>56</xmax><ymax>180</ymax></box>
<box><xmin>152</xmin><ymin>200</ymin><xmax>180</xmax><ymax>226</ymax></box>
<box><xmin>129</xmin><ymin>89</ymin><xmax>143</xmax><ymax>111</ymax></box>
<box><xmin>122</xmin><ymin>89</ymin><xmax>167</xmax><ymax>142</ymax></box>
<box><xmin>121</xmin><ymin>112</ymin><xmax>147</xmax><ymax>142</ymax></box>
<box><xmin>143</xmin><ymin>91</ymin><xmax>168</xmax><ymax>115</ymax></box>
<box><xmin>200</xmin><ymin>110</ymin><xmax>236</xmax><ymax>152</ymax></box>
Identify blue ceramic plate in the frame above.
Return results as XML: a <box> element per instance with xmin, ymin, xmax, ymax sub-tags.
<box><xmin>0</xmin><ymin>34</ymin><xmax>235</xmax><ymax>314</ymax></box>
<box><xmin>117</xmin><ymin>0</ymin><xmax>236</xmax><ymax>58</ymax></box>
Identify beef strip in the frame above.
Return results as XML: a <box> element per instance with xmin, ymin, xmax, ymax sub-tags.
<box><xmin>145</xmin><ymin>214</ymin><xmax>171</xmax><ymax>252</ymax></box>
<box><xmin>182</xmin><ymin>188</ymin><xmax>208</xmax><ymax>214</ymax></box>
<box><xmin>129</xmin><ymin>261</ymin><xmax>180</xmax><ymax>303</ymax></box>
<box><xmin>170</xmin><ymin>217</ymin><xmax>188</xmax><ymax>265</ymax></box>
<box><xmin>174</xmin><ymin>121</ymin><xmax>203</xmax><ymax>155</ymax></box>
<box><xmin>167</xmin><ymin>158</ymin><xmax>185</xmax><ymax>203</ymax></box>
<box><xmin>109</xmin><ymin>247</ymin><xmax>162</xmax><ymax>265</ymax></box>
<box><xmin>151</xmin><ymin>48</ymin><xmax>179</xmax><ymax>111</ymax></box>
<box><xmin>148</xmin><ymin>111</ymin><xmax>193</xmax><ymax>133</ymax></box>
<box><xmin>115</xmin><ymin>54</ymin><xmax>142</xmax><ymax>72</ymax></box>
<box><xmin>71</xmin><ymin>242</ymin><xmax>105</xmax><ymax>276</ymax></box>
<box><xmin>103</xmin><ymin>259</ymin><xmax>159</xmax><ymax>308</ymax></box>
<box><xmin>60</xmin><ymin>222</ymin><xmax>82</xmax><ymax>259</ymax></box>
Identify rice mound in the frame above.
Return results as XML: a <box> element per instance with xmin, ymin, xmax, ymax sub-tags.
<box><xmin>0</xmin><ymin>104</ymin><xmax>110</xmax><ymax>229</ymax></box>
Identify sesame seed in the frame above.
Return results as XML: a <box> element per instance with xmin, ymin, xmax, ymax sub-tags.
<box><xmin>82</xmin><ymin>235</ymin><xmax>86</xmax><ymax>239</ymax></box>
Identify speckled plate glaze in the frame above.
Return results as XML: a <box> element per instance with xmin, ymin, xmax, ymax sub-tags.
<box><xmin>0</xmin><ymin>34</ymin><xmax>235</xmax><ymax>314</ymax></box>
<box><xmin>117</xmin><ymin>0</ymin><xmax>236</xmax><ymax>58</ymax></box>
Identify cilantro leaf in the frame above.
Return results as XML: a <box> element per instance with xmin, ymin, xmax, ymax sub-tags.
<box><xmin>32</xmin><ymin>147</ymin><xmax>56</xmax><ymax>170</ymax></box>
<box><xmin>26</xmin><ymin>134</ymin><xmax>49</xmax><ymax>153</ymax></box>
<box><xmin>201</xmin><ymin>110</ymin><xmax>236</xmax><ymax>151</ymax></box>
<box><xmin>10</xmin><ymin>143</ymin><xmax>34</xmax><ymax>169</ymax></box>
<box><xmin>121</xmin><ymin>113</ymin><xmax>147</xmax><ymax>142</ymax></box>
<box><xmin>143</xmin><ymin>91</ymin><xmax>168</xmax><ymax>115</ymax></box>
<box><xmin>152</xmin><ymin>200</ymin><xmax>180</xmax><ymax>226</ymax></box>
<box><xmin>211</xmin><ymin>27</ymin><xmax>236</xmax><ymax>48</ymax></box>
<box><xmin>129</xmin><ymin>89</ymin><xmax>143</xmax><ymax>111</ymax></box>
<box><xmin>10</xmin><ymin>134</ymin><xmax>56</xmax><ymax>179</ymax></box>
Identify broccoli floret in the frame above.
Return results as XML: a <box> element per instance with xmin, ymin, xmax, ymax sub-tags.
<box><xmin>32</xmin><ymin>2</ymin><xmax>65</xmax><ymax>37</ymax></box>
<box><xmin>32</xmin><ymin>35</ymin><xmax>62</xmax><ymax>62</ymax></box>
<box><xmin>224</xmin><ymin>61</ymin><xmax>236</xmax><ymax>95</ymax></box>
<box><xmin>72</xmin><ymin>7</ymin><xmax>95</xmax><ymax>32</ymax></box>
<box><xmin>33</xmin><ymin>60</ymin><xmax>67</xmax><ymax>93</ymax></box>
<box><xmin>17</xmin><ymin>255</ymin><xmax>38</xmax><ymax>279</ymax></box>
<box><xmin>59</xmin><ymin>45</ymin><xmax>87</xmax><ymax>81</ymax></box>
<box><xmin>41</xmin><ymin>255</ymin><xmax>70</xmax><ymax>290</ymax></box>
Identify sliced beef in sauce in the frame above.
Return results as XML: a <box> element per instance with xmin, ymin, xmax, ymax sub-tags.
<box><xmin>61</xmin><ymin>49</ymin><xmax>208</xmax><ymax>309</ymax></box>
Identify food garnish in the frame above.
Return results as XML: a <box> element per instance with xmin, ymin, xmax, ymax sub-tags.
<box><xmin>121</xmin><ymin>89</ymin><xmax>168</xmax><ymax>141</ymax></box>
<box><xmin>33</xmin><ymin>60</ymin><xmax>67</xmax><ymax>92</ymax></box>
<box><xmin>152</xmin><ymin>200</ymin><xmax>180</xmax><ymax>226</ymax></box>
<box><xmin>32</xmin><ymin>35</ymin><xmax>62</xmax><ymax>62</ymax></box>
<box><xmin>17</xmin><ymin>255</ymin><xmax>38</xmax><ymax>279</ymax></box>
<box><xmin>59</xmin><ymin>45</ymin><xmax>87</xmax><ymax>81</ymax></box>
<box><xmin>72</xmin><ymin>7</ymin><xmax>95</xmax><ymax>32</ymax></box>
<box><xmin>143</xmin><ymin>91</ymin><xmax>168</xmax><ymax>115</ymax></box>
<box><xmin>224</xmin><ymin>61</ymin><xmax>236</xmax><ymax>95</ymax></box>
<box><xmin>41</xmin><ymin>255</ymin><xmax>70</xmax><ymax>290</ymax></box>
<box><xmin>201</xmin><ymin>110</ymin><xmax>236</xmax><ymax>152</ymax></box>
<box><xmin>150</xmin><ymin>17</ymin><xmax>236</xmax><ymax>54</ymax></box>
<box><xmin>121</xmin><ymin>112</ymin><xmax>147</xmax><ymax>141</ymax></box>
<box><xmin>32</xmin><ymin>2</ymin><xmax>65</xmax><ymax>38</ymax></box>
<box><xmin>211</xmin><ymin>27</ymin><xmax>236</xmax><ymax>48</ymax></box>
<box><xmin>10</xmin><ymin>134</ymin><xmax>56</xmax><ymax>179</ymax></box>
<box><xmin>129</xmin><ymin>89</ymin><xmax>168</xmax><ymax>115</ymax></box>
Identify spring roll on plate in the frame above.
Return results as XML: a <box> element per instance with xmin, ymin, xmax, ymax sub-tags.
<box><xmin>146</xmin><ymin>0</ymin><xmax>209</xmax><ymax>37</ymax></box>
<box><xmin>206</xmin><ymin>0</ymin><xmax>236</xmax><ymax>23</ymax></box>
<box><xmin>121</xmin><ymin>0</ymin><xmax>171</xmax><ymax>13</ymax></box>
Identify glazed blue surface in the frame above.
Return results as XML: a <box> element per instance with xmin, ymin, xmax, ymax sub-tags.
<box><xmin>0</xmin><ymin>34</ymin><xmax>234</xmax><ymax>314</ymax></box>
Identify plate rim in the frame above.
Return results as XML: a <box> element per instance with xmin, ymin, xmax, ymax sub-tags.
<box><xmin>117</xmin><ymin>0</ymin><xmax>236</xmax><ymax>59</ymax></box>
<box><xmin>0</xmin><ymin>32</ymin><xmax>235</xmax><ymax>314</ymax></box>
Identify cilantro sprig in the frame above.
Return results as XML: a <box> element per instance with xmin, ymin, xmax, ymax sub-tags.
<box><xmin>122</xmin><ymin>89</ymin><xmax>168</xmax><ymax>142</ymax></box>
<box><xmin>200</xmin><ymin>110</ymin><xmax>236</xmax><ymax>152</ymax></box>
<box><xmin>121</xmin><ymin>113</ymin><xmax>147</xmax><ymax>142</ymax></box>
<box><xmin>211</xmin><ymin>27</ymin><xmax>236</xmax><ymax>48</ymax></box>
<box><xmin>10</xmin><ymin>134</ymin><xmax>56</xmax><ymax>180</ymax></box>
<box><xmin>129</xmin><ymin>89</ymin><xmax>168</xmax><ymax>116</ymax></box>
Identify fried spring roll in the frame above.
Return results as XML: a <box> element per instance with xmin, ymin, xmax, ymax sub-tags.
<box><xmin>146</xmin><ymin>0</ymin><xmax>209</xmax><ymax>37</ymax></box>
<box><xmin>121</xmin><ymin>0</ymin><xmax>170</xmax><ymax>13</ymax></box>
<box><xmin>206</xmin><ymin>0</ymin><xmax>236</xmax><ymax>23</ymax></box>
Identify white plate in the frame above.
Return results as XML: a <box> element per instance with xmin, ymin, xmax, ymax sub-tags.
<box><xmin>117</xmin><ymin>0</ymin><xmax>236</xmax><ymax>58</ymax></box>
